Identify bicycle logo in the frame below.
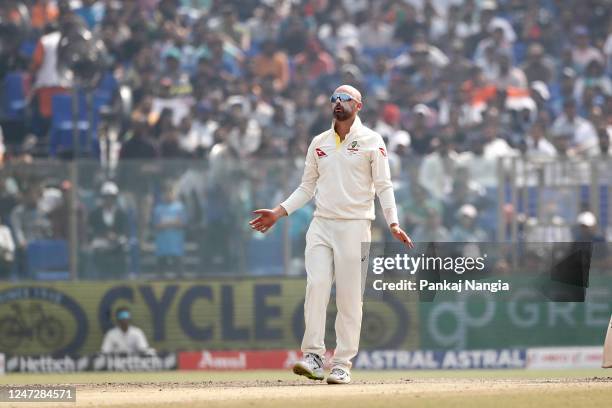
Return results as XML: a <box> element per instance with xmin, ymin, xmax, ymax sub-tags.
<box><xmin>0</xmin><ymin>303</ymin><xmax>65</xmax><ymax>350</ymax></box>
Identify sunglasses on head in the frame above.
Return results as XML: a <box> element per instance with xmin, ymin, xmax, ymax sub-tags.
<box><xmin>330</xmin><ymin>93</ymin><xmax>354</xmax><ymax>103</ymax></box>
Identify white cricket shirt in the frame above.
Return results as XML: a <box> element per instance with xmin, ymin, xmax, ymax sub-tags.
<box><xmin>100</xmin><ymin>326</ymin><xmax>154</xmax><ymax>354</ymax></box>
<box><xmin>281</xmin><ymin>116</ymin><xmax>399</xmax><ymax>226</ymax></box>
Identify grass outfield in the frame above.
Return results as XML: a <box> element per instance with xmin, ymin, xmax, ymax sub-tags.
<box><xmin>1</xmin><ymin>368</ymin><xmax>611</xmax><ymax>384</ymax></box>
<box><xmin>1</xmin><ymin>369</ymin><xmax>611</xmax><ymax>408</ymax></box>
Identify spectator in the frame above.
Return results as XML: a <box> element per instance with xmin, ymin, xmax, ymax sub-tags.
<box><xmin>0</xmin><ymin>175</ymin><xmax>18</xmax><ymax>223</ymax></box>
<box><xmin>442</xmin><ymin>166</ymin><xmax>488</xmax><ymax>227</ymax></box>
<box><xmin>179</xmin><ymin>104</ymin><xmax>218</xmax><ymax>155</ymax></box>
<box><xmin>246</xmin><ymin>5</ymin><xmax>281</xmax><ymax>46</ymax></box>
<box><xmin>418</xmin><ymin>133</ymin><xmax>459</xmax><ymax>201</ymax></box>
<box><xmin>225</xmin><ymin>96</ymin><xmax>261</xmax><ymax>159</ymax></box>
<box><xmin>293</xmin><ymin>38</ymin><xmax>335</xmax><ymax>85</ymax></box>
<box><xmin>30</xmin><ymin>0</ymin><xmax>59</xmax><ymax>32</ymax></box>
<box><xmin>474</xmin><ymin>24</ymin><xmax>512</xmax><ymax>67</ymax></box>
<box><xmin>158</xmin><ymin>47</ymin><xmax>193</xmax><ymax>98</ymax></box>
<box><xmin>571</xmin><ymin>26</ymin><xmax>604</xmax><ymax>75</ymax></box>
<box><xmin>364</xmin><ymin>55</ymin><xmax>391</xmax><ymax>98</ymax></box>
<box><xmin>551</xmin><ymin>67</ymin><xmax>577</xmax><ymax>116</ymax></box>
<box><xmin>88</xmin><ymin>182</ymin><xmax>128</xmax><ymax>279</ymax></box>
<box><xmin>48</xmin><ymin>180</ymin><xmax>86</xmax><ymax>241</ymax></box>
<box><xmin>491</xmin><ymin>52</ymin><xmax>527</xmax><ymax>89</ymax></box>
<box><xmin>481</xmin><ymin>121</ymin><xmax>518</xmax><ymax>158</ymax></box>
<box><xmin>28</xmin><ymin>5</ymin><xmax>81</xmax><ymax>139</ymax></box>
<box><xmin>392</xmin><ymin>2</ymin><xmax>425</xmax><ymax>45</ymax></box>
<box><xmin>525</xmin><ymin>121</ymin><xmax>557</xmax><ymax>159</ymax></box>
<box><xmin>551</xmin><ymin>99</ymin><xmax>598</xmax><ymax>155</ymax></box>
<box><xmin>160</xmin><ymin>127</ymin><xmax>192</xmax><ymax>159</ymax></box>
<box><xmin>573</xmin><ymin>59</ymin><xmax>611</xmax><ymax>104</ymax></box>
<box><xmin>74</xmin><ymin>0</ymin><xmax>103</xmax><ymax>30</ymax></box>
<box><xmin>214</xmin><ymin>6</ymin><xmax>250</xmax><ymax>52</ymax></box>
<box><xmin>590</xmin><ymin>127</ymin><xmax>612</xmax><ymax>158</ymax></box>
<box><xmin>374</xmin><ymin>103</ymin><xmax>410</xmax><ymax>154</ymax></box>
<box><xmin>251</xmin><ymin>39</ymin><xmax>289</xmax><ymax>92</ymax></box>
<box><xmin>400</xmin><ymin>182</ymin><xmax>443</xmax><ymax>232</ymax></box>
<box><xmin>530</xmin><ymin>81</ymin><xmax>554</xmax><ymax>124</ymax></box>
<box><xmin>101</xmin><ymin>307</ymin><xmax>155</xmax><ymax>355</ymax></box>
<box><xmin>457</xmin><ymin>126</ymin><xmax>513</xmax><ymax>190</ymax></box>
<box><xmin>153</xmin><ymin>182</ymin><xmax>187</xmax><ymax>276</ymax></box>
<box><xmin>277</xmin><ymin>4</ymin><xmax>309</xmax><ymax>56</ymax></box>
<box><xmin>358</xmin><ymin>12</ymin><xmax>393</xmax><ymax>49</ymax></box>
<box><xmin>152</xmin><ymin>107</ymin><xmax>175</xmax><ymax>140</ymax></box>
<box><xmin>206</xmin><ymin>34</ymin><xmax>241</xmax><ymax>80</ymax></box>
<box><xmin>450</xmin><ymin>204</ymin><xmax>488</xmax><ymax>242</ymax></box>
<box><xmin>522</xmin><ymin>43</ymin><xmax>556</xmax><ymax>84</ymax></box>
<box><xmin>442</xmin><ymin>39</ymin><xmax>474</xmax><ymax>86</ymax></box>
<box><xmin>0</xmin><ymin>215</ymin><xmax>15</xmax><ymax>279</ymax></box>
<box><xmin>317</xmin><ymin>7</ymin><xmax>359</xmax><ymax>56</ymax></box>
<box><xmin>120</xmin><ymin>118</ymin><xmax>159</xmax><ymax>160</ymax></box>
<box><xmin>551</xmin><ymin>132</ymin><xmax>576</xmax><ymax>159</ymax></box>
<box><xmin>10</xmin><ymin>183</ymin><xmax>50</xmax><ymax>277</ymax></box>
<box><xmin>411</xmin><ymin>207</ymin><xmax>450</xmax><ymax>243</ymax></box>
<box><xmin>573</xmin><ymin>211</ymin><xmax>606</xmax><ymax>243</ymax></box>
<box><xmin>408</xmin><ymin>104</ymin><xmax>435</xmax><ymax>156</ymax></box>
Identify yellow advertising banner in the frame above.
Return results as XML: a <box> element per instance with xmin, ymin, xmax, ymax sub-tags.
<box><xmin>0</xmin><ymin>279</ymin><xmax>419</xmax><ymax>355</ymax></box>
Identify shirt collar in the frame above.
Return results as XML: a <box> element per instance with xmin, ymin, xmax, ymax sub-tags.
<box><xmin>331</xmin><ymin>115</ymin><xmax>362</xmax><ymax>141</ymax></box>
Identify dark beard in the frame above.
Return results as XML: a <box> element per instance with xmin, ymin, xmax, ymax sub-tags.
<box><xmin>333</xmin><ymin>109</ymin><xmax>351</xmax><ymax>121</ymax></box>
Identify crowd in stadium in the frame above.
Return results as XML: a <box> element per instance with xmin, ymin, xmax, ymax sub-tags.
<box><xmin>0</xmin><ymin>0</ymin><xmax>610</xmax><ymax>279</ymax></box>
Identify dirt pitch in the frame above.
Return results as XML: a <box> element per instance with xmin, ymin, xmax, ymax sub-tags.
<box><xmin>2</xmin><ymin>370</ymin><xmax>612</xmax><ymax>408</ymax></box>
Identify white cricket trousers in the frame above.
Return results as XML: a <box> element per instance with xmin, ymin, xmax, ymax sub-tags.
<box><xmin>301</xmin><ymin>216</ymin><xmax>371</xmax><ymax>369</ymax></box>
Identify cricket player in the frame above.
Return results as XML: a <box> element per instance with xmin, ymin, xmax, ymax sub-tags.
<box><xmin>249</xmin><ymin>85</ymin><xmax>413</xmax><ymax>384</ymax></box>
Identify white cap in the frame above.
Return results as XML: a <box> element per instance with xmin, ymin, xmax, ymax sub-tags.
<box><xmin>458</xmin><ymin>204</ymin><xmax>478</xmax><ymax>219</ymax></box>
<box><xmin>101</xmin><ymin>181</ymin><xmax>119</xmax><ymax>196</ymax></box>
<box><xmin>576</xmin><ymin>211</ymin><xmax>596</xmax><ymax>227</ymax></box>
<box><xmin>413</xmin><ymin>104</ymin><xmax>431</xmax><ymax>116</ymax></box>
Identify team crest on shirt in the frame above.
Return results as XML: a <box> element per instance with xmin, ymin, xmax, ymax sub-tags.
<box><xmin>315</xmin><ymin>148</ymin><xmax>327</xmax><ymax>158</ymax></box>
<box><xmin>347</xmin><ymin>141</ymin><xmax>360</xmax><ymax>154</ymax></box>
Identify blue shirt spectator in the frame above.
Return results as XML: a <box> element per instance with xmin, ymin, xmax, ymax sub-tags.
<box><xmin>153</xmin><ymin>186</ymin><xmax>187</xmax><ymax>257</ymax></box>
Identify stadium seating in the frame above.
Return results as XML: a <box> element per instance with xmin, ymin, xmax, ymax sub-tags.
<box><xmin>246</xmin><ymin>231</ymin><xmax>284</xmax><ymax>275</ymax></box>
<box><xmin>26</xmin><ymin>239</ymin><xmax>70</xmax><ymax>280</ymax></box>
<box><xmin>49</xmin><ymin>92</ymin><xmax>106</xmax><ymax>157</ymax></box>
<box><xmin>2</xmin><ymin>72</ymin><xmax>27</xmax><ymax>120</ymax></box>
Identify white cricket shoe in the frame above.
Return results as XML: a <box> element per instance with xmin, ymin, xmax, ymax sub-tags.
<box><xmin>327</xmin><ymin>366</ymin><xmax>351</xmax><ymax>384</ymax></box>
<box><xmin>292</xmin><ymin>353</ymin><xmax>324</xmax><ymax>381</ymax></box>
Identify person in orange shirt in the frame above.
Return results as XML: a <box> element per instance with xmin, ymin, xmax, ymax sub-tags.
<box><xmin>293</xmin><ymin>38</ymin><xmax>335</xmax><ymax>83</ymax></box>
<box><xmin>30</xmin><ymin>0</ymin><xmax>59</xmax><ymax>31</ymax></box>
<box><xmin>28</xmin><ymin>8</ymin><xmax>80</xmax><ymax>137</ymax></box>
<box><xmin>251</xmin><ymin>39</ymin><xmax>289</xmax><ymax>92</ymax></box>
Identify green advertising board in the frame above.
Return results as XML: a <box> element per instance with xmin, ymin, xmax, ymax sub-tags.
<box><xmin>419</xmin><ymin>277</ymin><xmax>612</xmax><ymax>349</ymax></box>
<box><xmin>0</xmin><ymin>279</ymin><xmax>419</xmax><ymax>355</ymax></box>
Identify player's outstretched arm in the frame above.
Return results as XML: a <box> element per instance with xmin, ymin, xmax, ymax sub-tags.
<box><xmin>390</xmin><ymin>223</ymin><xmax>415</xmax><ymax>248</ymax></box>
<box><xmin>249</xmin><ymin>206</ymin><xmax>288</xmax><ymax>234</ymax></box>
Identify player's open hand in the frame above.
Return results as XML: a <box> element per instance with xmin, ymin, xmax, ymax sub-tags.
<box><xmin>390</xmin><ymin>224</ymin><xmax>415</xmax><ymax>248</ymax></box>
<box><xmin>249</xmin><ymin>207</ymin><xmax>285</xmax><ymax>233</ymax></box>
